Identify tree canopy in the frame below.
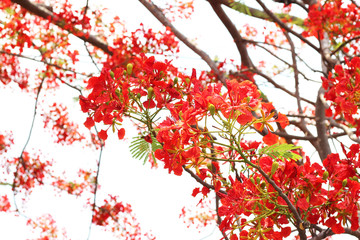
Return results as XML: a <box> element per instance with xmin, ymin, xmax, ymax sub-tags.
<box><xmin>2</xmin><ymin>0</ymin><xmax>360</xmax><ymax>239</ymax></box>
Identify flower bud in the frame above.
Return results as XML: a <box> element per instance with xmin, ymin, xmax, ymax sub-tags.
<box><xmin>208</xmin><ymin>104</ymin><xmax>215</xmax><ymax>116</ymax></box>
<box><xmin>342</xmin><ymin>179</ymin><xmax>348</xmax><ymax>187</ymax></box>
<box><xmin>271</xmin><ymin>161</ymin><xmax>279</xmax><ymax>176</ymax></box>
<box><xmin>322</xmin><ymin>171</ymin><xmax>329</xmax><ymax>180</ymax></box>
<box><xmin>207</xmin><ymin>162</ymin><xmax>213</xmax><ymax>172</ymax></box>
<box><xmin>147</xmin><ymin>87</ymin><xmax>154</xmax><ymax>99</ymax></box>
<box><xmin>110</xmin><ymin>71</ymin><xmax>115</xmax><ymax>79</ymax></box>
<box><xmin>250</xmin><ymin>177</ymin><xmax>255</xmax><ymax>185</ymax></box>
<box><xmin>256</xmin><ymin>176</ymin><xmax>261</xmax><ymax>184</ymax></box>
<box><xmin>185</xmin><ymin>78</ymin><xmax>190</xmax><ymax>85</ymax></box>
<box><xmin>173</xmin><ymin>77</ymin><xmax>178</xmax><ymax>85</ymax></box>
<box><xmin>115</xmin><ymin>88</ymin><xmax>121</xmax><ymax>98</ymax></box>
<box><xmin>127</xmin><ymin>63</ymin><xmax>133</xmax><ymax>75</ymax></box>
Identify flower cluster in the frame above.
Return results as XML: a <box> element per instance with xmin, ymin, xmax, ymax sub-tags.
<box><xmin>303</xmin><ymin>0</ymin><xmax>360</xmax><ymax>54</ymax></box>
<box><xmin>322</xmin><ymin>57</ymin><xmax>360</xmax><ymax>128</ymax></box>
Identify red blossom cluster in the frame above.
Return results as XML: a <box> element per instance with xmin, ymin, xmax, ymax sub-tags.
<box><xmin>179</xmin><ymin>198</ymin><xmax>217</xmax><ymax>230</ymax></box>
<box><xmin>162</xmin><ymin>0</ymin><xmax>195</xmax><ymax>21</ymax></box>
<box><xmin>322</xmin><ymin>57</ymin><xmax>360</xmax><ymax>129</ymax></box>
<box><xmin>0</xmin><ymin>195</ymin><xmax>11</xmax><ymax>212</ymax></box>
<box><xmin>217</xmin><ymin>143</ymin><xmax>360</xmax><ymax>239</ymax></box>
<box><xmin>27</xmin><ymin>214</ymin><xmax>67</xmax><ymax>240</ymax></box>
<box><xmin>303</xmin><ymin>0</ymin><xmax>360</xmax><ymax>54</ymax></box>
<box><xmin>51</xmin><ymin>169</ymin><xmax>95</xmax><ymax>196</ymax></box>
<box><xmin>92</xmin><ymin>195</ymin><xmax>155</xmax><ymax>240</ymax></box>
<box><xmin>10</xmin><ymin>152</ymin><xmax>52</xmax><ymax>191</ymax></box>
<box><xmin>43</xmin><ymin>103</ymin><xmax>85</xmax><ymax>144</ymax></box>
<box><xmin>0</xmin><ymin>132</ymin><xmax>14</xmax><ymax>153</ymax></box>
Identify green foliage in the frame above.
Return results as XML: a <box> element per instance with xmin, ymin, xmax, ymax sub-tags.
<box><xmin>129</xmin><ymin>135</ymin><xmax>162</xmax><ymax>164</ymax></box>
<box><xmin>258</xmin><ymin>143</ymin><xmax>302</xmax><ymax>161</ymax></box>
<box><xmin>230</xmin><ymin>1</ymin><xmax>251</xmax><ymax>16</ymax></box>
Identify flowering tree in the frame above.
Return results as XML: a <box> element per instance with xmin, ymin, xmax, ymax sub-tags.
<box><xmin>2</xmin><ymin>0</ymin><xmax>360</xmax><ymax>239</ymax></box>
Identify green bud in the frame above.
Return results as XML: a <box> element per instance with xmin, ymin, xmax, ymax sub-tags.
<box><xmin>271</xmin><ymin>161</ymin><xmax>279</xmax><ymax>176</ymax></box>
<box><xmin>207</xmin><ymin>162</ymin><xmax>213</xmax><ymax>172</ymax></box>
<box><xmin>322</xmin><ymin>171</ymin><xmax>329</xmax><ymax>180</ymax></box>
<box><xmin>256</xmin><ymin>176</ymin><xmax>261</xmax><ymax>184</ymax></box>
<box><xmin>250</xmin><ymin>177</ymin><xmax>255</xmax><ymax>185</ymax></box>
<box><xmin>115</xmin><ymin>88</ymin><xmax>121</xmax><ymax>98</ymax></box>
<box><xmin>173</xmin><ymin>77</ymin><xmax>178</xmax><ymax>85</ymax></box>
<box><xmin>136</xmin><ymin>93</ymin><xmax>141</xmax><ymax>99</ymax></box>
<box><xmin>185</xmin><ymin>78</ymin><xmax>190</xmax><ymax>85</ymax></box>
<box><xmin>353</xmin><ymin>176</ymin><xmax>359</xmax><ymax>181</ymax></box>
<box><xmin>342</xmin><ymin>179</ymin><xmax>348</xmax><ymax>187</ymax></box>
<box><xmin>260</xmin><ymin>181</ymin><xmax>266</xmax><ymax>189</ymax></box>
<box><xmin>123</xmin><ymin>70</ymin><xmax>127</xmax><ymax>75</ymax></box>
<box><xmin>127</xmin><ymin>63</ymin><xmax>133</xmax><ymax>75</ymax></box>
<box><xmin>148</xmin><ymin>87</ymin><xmax>154</xmax><ymax>99</ymax></box>
<box><xmin>208</xmin><ymin>104</ymin><xmax>216</xmax><ymax>116</ymax></box>
<box><xmin>110</xmin><ymin>71</ymin><xmax>115</xmax><ymax>79</ymax></box>
<box><xmin>179</xmin><ymin>111</ymin><xmax>183</xmax><ymax>120</ymax></box>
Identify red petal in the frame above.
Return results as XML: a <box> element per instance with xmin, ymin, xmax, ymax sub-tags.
<box><xmin>98</xmin><ymin>130</ymin><xmax>108</xmax><ymax>140</ymax></box>
<box><xmin>118</xmin><ymin>128</ymin><xmax>125</xmax><ymax>140</ymax></box>
<box><xmin>296</xmin><ymin>197</ymin><xmax>309</xmax><ymax>211</ymax></box>
<box><xmin>84</xmin><ymin>117</ymin><xmax>95</xmax><ymax>129</ymax></box>
<box><xmin>277</xmin><ymin>113</ymin><xmax>289</xmax><ymax>128</ymax></box>
<box><xmin>263</xmin><ymin>132</ymin><xmax>278</xmax><ymax>145</ymax></box>
<box><xmin>143</xmin><ymin>99</ymin><xmax>156</xmax><ymax>109</ymax></box>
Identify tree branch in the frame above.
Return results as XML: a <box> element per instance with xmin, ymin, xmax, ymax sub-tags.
<box><xmin>218</xmin><ymin>0</ymin><xmax>305</xmax><ymax>28</ymax></box>
<box><xmin>255</xmin><ymin>0</ymin><xmax>320</xmax><ymax>52</ymax></box>
<box><xmin>315</xmin><ymin>87</ymin><xmax>331</xmax><ymax>160</ymax></box>
<box><xmin>11</xmin><ymin>0</ymin><xmax>112</xmax><ymax>55</ymax></box>
<box><xmin>207</xmin><ymin>0</ymin><xmax>254</xmax><ymax>68</ymax></box>
<box><xmin>0</xmin><ymin>50</ymin><xmax>90</xmax><ymax>77</ymax></box>
<box><xmin>255</xmin><ymin>70</ymin><xmax>315</xmax><ymax>105</ymax></box>
<box><xmin>183</xmin><ymin>167</ymin><xmax>227</xmax><ymax>195</ymax></box>
<box><xmin>138</xmin><ymin>0</ymin><xmax>226</xmax><ymax>85</ymax></box>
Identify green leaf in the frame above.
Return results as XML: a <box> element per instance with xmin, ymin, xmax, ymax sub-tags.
<box><xmin>258</xmin><ymin>143</ymin><xmax>302</xmax><ymax>161</ymax></box>
<box><xmin>129</xmin><ymin>135</ymin><xmax>162</xmax><ymax>164</ymax></box>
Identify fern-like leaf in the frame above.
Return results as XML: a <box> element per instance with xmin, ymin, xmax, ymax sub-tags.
<box><xmin>258</xmin><ymin>143</ymin><xmax>302</xmax><ymax>161</ymax></box>
<box><xmin>129</xmin><ymin>135</ymin><xmax>162</xmax><ymax>164</ymax></box>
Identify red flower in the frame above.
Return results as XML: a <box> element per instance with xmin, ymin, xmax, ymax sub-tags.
<box><xmin>263</xmin><ymin>131</ymin><xmax>279</xmax><ymax>145</ymax></box>
<box><xmin>84</xmin><ymin>117</ymin><xmax>95</xmax><ymax>129</ymax></box>
<box><xmin>98</xmin><ymin>130</ymin><xmax>108</xmax><ymax>140</ymax></box>
<box><xmin>118</xmin><ymin>128</ymin><xmax>125</xmax><ymax>140</ymax></box>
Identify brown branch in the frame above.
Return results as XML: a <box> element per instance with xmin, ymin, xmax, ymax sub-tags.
<box><xmin>315</xmin><ymin>87</ymin><xmax>331</xmax><ymax>160</ymax></box>
<box><xmin>275</xmin><ymin>131</ymin><xmax>316</xmax><ymax>140</ymax></box>
<box><xmin>329</xmin><ymin>119</ymin><xmax>360</xmax><ymax>144</ymax></box>
<box><xmin>207</xmin><ymin>0</ymin><xmax>254</xmax><ymax>68</ymax></box>
<box><xmin>251</xmin><ymin>42</ymin><xmax>317</xmax><ymax>82</ymax></box>
<box><xmin>138</xmin><ymin>0</ymin><xmax>226</xmax><ymax>85</ymax></box>
<box><xmin>183</xmin><ymin>167</ymin><xmax>227</xmax><ymax>195</ymax></box>
<box><xmin>0</xmin><ymin>50</ymin><xmax>90</xmax><ymax>76</ymax></box>
<box><xmin>215</xmin><ymin>195</ymin><xmax>229</xmax><ymax>240</ymax></box>
<box><xmin>255</xmin><ymin>70</ymin><xmax>315</xmax><ymax>105</ymax></box>
<box><xmin>87</xmin><ymin>125</ymin><xmax>105</xmax><ymax>240</ymax></box>
<box><xmin>11</xmin><ymin>0</ymin><xmax>112</xmax><ymax>55</ymax></box>
<box><xmin>217</xmin><ymin>0</ymin><xmax>305</xmax><ymax>28</ymax></box>
<box><xmin>255</xmin><ymin>0</ymin><xmax>320</xmax><ymax>52</ymax></box>
<box><xmin>249</xmin><ymin>161</ymin><xmax>307</xmax><ymax>240</ymax></box>
<box><xmin>331</xmin><ymin>35</ymin><xmax>360</xmax><ymax>56</ymax></box>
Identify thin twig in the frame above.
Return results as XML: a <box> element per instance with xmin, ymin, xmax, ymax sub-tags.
<box><xmin>87</xmin><ymin>125</ymin><xmax>105</xmax><ymax>240</ymax></box>
<box><xmin>0</xmin><ymin>50</ymin><xmax>90</xmax><ymax>77</ymax></box>
<box><xmin>138</xmin><ymin>0</ymin><xmax>226</xmax><ymax>85</ymax></box>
